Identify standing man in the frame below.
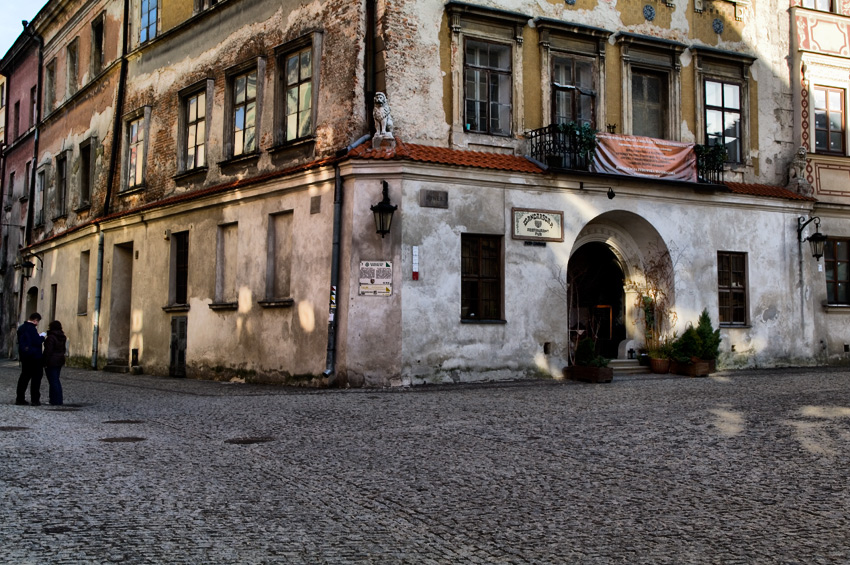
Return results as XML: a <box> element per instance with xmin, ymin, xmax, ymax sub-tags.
<box><xmin>16</xmin><ymin>312</ymin><xmax>45</xmax><ymax>406</ymax></box>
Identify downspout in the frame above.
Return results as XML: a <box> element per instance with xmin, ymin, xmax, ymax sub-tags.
<box><xmin>23</xmin><ymin>24</ymin><xmax>43</xmax><ymax>248</ymax></box>
<box><xmin>324</xmin><ymin>134</ymin><xmax>370</xmax><ymax>384</ymax></box>
<box><xmin>92</xmin><ymin>0</ymin><xmax>129</xmax><ymax>369</ymax></box>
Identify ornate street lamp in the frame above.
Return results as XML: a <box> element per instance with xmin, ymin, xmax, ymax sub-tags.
<box><xmin>798</xmin><ymin>216</ymin><xmax>827</xmax><ymax>261</ymax></box>
<box><xmin>371</xmin><ymin>181</ymin><xmax>397</xmax><ymax>238</ymax></box>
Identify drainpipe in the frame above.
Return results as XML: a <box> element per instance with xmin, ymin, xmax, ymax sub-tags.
<box><xmin>90</xmin><ymin>0</ymin><xmax>129</xmax><ymax>370</ymax></box>
<box><xmin>91</xmin><ymin>230</ymin><xmax>104</xmax><ymax>368</ymax></box>
<box><xmin>324</xmin><ymin>134</ymin><xmax>371</xmax><ymax>384</ymax></box>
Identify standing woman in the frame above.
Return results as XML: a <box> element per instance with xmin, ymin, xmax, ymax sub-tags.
<box><xmin>43</xmin><ymin>320</ymin><xmax>67</xmax><ymax>406</ymax></box>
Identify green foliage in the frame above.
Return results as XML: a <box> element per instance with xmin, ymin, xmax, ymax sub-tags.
<box><xmin>647</xmin><ymin>333</ymin><xmax>676</xmax><ymax>360</ymax></box>
<box><xmin>694</xmin><ymin>143</ymin><xmax>727</xmax><ymax>169</ymax></box>
<box><xmin>557</xmin><ymin>121</ymin><xmax>599</xmax><ymax>163</ymax></box>
<box><xmin>574</xmin><ymin>337</ymin><xmax>610</xmax><ymax>367</ymax></box>
<box><xmin>696</xmin><ymin>308</ymin><xmax>721</xmax><ymax>360</ymax></box>
<box><xmin>672</xmin><ymin>326</ymin><xmax>702</xmax><ymax>363</ymax></box>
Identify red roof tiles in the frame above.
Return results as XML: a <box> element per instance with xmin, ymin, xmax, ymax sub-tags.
<box><xmin>348</xmin><ymin>139</ymin><xmax>543</xmax><ymax>173</ymax></box>
<box><xmin>724</xmin><ymin>181</ymin><xmax>816</xmax><ymax>202</ymax></box>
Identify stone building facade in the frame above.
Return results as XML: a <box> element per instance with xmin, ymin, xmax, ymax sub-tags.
<box><xmin>0</xmin><ymin>0</ymin><xmax>846</xmax><ymax>386</ymax></box>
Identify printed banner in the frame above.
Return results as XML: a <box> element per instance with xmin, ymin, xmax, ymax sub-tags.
<box><xmin>591</xmin><ymin>133</ymin><xmax>697</xmax><ymax>182</ymax></box>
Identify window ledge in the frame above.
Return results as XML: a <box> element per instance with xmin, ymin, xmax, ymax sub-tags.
<box><xmin>4</xmin><ymin>205</ymin><xmax>11</xmax><ymax>212</ymax></box>
<box><xmin>268</xmin><ymin>137</ymin><xmax>316</xmax><ymax>154</ymax></box>
<box><xmin>119</xmin><ymin>185</ymin><xmax>146</xmax><ymax>197</ymax></box>
<box><xmin>51</xmin><ymin>214</ymin><xmax>68</xmax><ymax>222</ymax></box>
<box><xmin>258</xmin><ymin>298</ymin><xmax>295</xmax><ymax>308</ymax></box>
<box><xmin>218</xmin><ymin>152</ymin><xmax>260</xmax><ymax>169</ymax></box>
<box><xmin>77</xmin><ymin>312</ymin><xmax>87</xmax><ymax>316</ymax></box>
<box><xmin>461</xmin><ymin>318</ymin><xmax>507</xmax><ymax>324</ymax></box>
<box><xmin>209</xmin><ymin>301</ymin><xmax>238</xmax><ymax>311</ymax></box>
<box><xmin>173</xmin><ymin>166</ymin><xmax>209</xmax><ymax>183</ymax></box>
<box><xmin>162</xmin><ymin>304</ymin><xmax>190</xmax><ymax>313</ymax></box>
<box><xmin>823</xmin><ymin>303</ymin><xmax>850</xmax><ymax>312</ymax></box>
<box><xmin>18</xmin><ymin>196</ymin><xmax>28</xmax><ymax>203</ymax></box>
<box><xmin>74</xmin><ymin>203</ymin><xmax>91</xmax><ymax>213</ymax></box>
<box><xmin>719</xmin><ymin>324</ymin><xmax>752</xmax><ymax>329</ymax></box>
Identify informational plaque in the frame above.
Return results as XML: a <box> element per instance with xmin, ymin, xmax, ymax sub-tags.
<box><xmin>512</xmin><ymin>208</ymin><xmax>564</xmax><ymax>242</ymax></box>
<box><xmin>359</xmin><ymin>261</ymin><xmax>393</xmax><ymax>296</ymax></box>
<box><xmin>419</xmin><ymin>189</ymin><xmax>449</xmax><ymax>208</ymax></box>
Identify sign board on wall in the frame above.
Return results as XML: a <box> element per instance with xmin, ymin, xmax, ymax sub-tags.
<box><xmin>359</xmin><ymin>261</ymin><xmax>393</xmax><ymax>296</ymax></box>
<box><xmin>512</xmin><ymin>208</ymin><xmax>564</xmax><ymax>242</ymax></box>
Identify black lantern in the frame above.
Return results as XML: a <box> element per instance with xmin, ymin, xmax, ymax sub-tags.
<box><xmin>798</xmin><ymin>216</ymin><xmax>827</xmax><ymax>261</ymax></box>
<box><xmin>20</xmin><ymin>259</ymin><xmax>35</xmax><ymax>278</ymax></box>
<box><xmin>370</xmin><ymin>181</ymin><xmax>397</xmax><ymax>238</ymax></box>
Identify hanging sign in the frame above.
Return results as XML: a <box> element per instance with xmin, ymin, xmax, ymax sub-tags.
<box><xmin>512</xmin><ymin>208</ymin><xmax>564</xmax><ymax>242</ymax></box>
<box><xmin>591</xmin><ymin>133</ymin><xmax>697</xmax><ymax>182</ymax></box>
<box><xmin>359</xmin><ymin>261</ymin><xmax>393</xmax><ymax>296</ymax></box>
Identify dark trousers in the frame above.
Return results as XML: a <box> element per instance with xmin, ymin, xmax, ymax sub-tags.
<box><xmin>45</xmin><ymin>366</ymin><xmax>63</xmax><ymax>405</ymax></box>
<box><xmin>16</xmin><ymin>358</ymin><xmax>43</xmax><ymax>404</ymax></box>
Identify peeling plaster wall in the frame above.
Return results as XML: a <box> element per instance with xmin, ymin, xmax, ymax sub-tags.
<box><xmin>339</xmin><ymin>162</ymin><xmax>818</xmax><ymax>385</ymax></box>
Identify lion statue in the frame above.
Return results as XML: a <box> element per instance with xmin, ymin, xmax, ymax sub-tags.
<box><xmin>373</xmin><ymin>92</ymin><xmax>394</xmax><ymax>139</ymax></box>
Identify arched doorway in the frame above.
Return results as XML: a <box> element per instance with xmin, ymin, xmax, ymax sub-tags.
<box><xmin>25</xmin><ymin>286</ymin><xmax>39</xmax><ymax>321</ymax></box>
<box><xmin>567</xmin><ymin>242</ymin><xmax>626</xmax><ymax>359</ymax></box>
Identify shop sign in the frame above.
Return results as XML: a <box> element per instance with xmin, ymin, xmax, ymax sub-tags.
<box><xmin>512</xmin><ymin>209</ymin><xmax>564</xmax><ymax>242</ymax></box>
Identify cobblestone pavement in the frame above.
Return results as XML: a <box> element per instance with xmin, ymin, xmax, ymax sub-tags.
<box><xmin>2</xmin><ymin>362</ymin><xmax>850</xmax><ymax>564</ymax></box>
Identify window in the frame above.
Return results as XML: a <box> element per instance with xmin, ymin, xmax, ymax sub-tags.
<box><xmin>464</xmin><ymin>40</ymin><xmax>512</xmax><ymax>136</ymax></box>
<box><xmin>13</xmin><ymin>101</ymin><xmax>20</xmax><ymax>139</ymax></box>
<box><xmin>45</xmin><ymin>60</ymin><xmax>56</xmax><ymax>114</ymax></box>
<box><xmin>7</xmin><ymin>172</ymin><xmax>14</xmax><ymax>203</ymax></box>
<box><xmin>67</xmin><ymin>40</ymin><xmax>78</xmax><ymax>96</ymax></box>
<box><xmin>127</xmin><ymin>117</ymin><xmax>145</xmax><ymax>188</ymax></box>
<box><xmin>825</xmin><ymin>239</ymin><xmax>849</xmax><ymax>305</ymax></box>
<box><xmin>23</xmin><ymin>161</ymin><xmax>31</xmax><ymax>200</ymax></box>
<box><xmin>718</xmin><ymin>251</ymin><xmax>747</xmax><ymax>325</ymax></box>
<box><xmin>265</xmin><ymin>211</ymin><xmax>293</xmax><ymax>301</ymax></box>
<box><xmin>231</xmin><ymin>69</ymin><xmax>258</xmax><ymax>156</ymax></box>
<box><xmin>632</xmin><ymin>70</ymin><xmax>667</xmax><ymax>139</ymax></box>
<box><xmin>170</xmin><ymin>231</ymin><xmax>189</xmax><ymax>305</ymax></box>
<box><xmin>55</xmin><ymin>154</ymin><xmax>67</xmax><ymax>217</ymax></box>
<box><xmin>35</xmin><ymin>170</ymin><xmax>45</xmax><ymax>226</ymax></box>
<box><xmin>182</xmin><ymin>90</ymin><xmax>206</xmax><ymax>170</ymax></box>
<box><xmin>30</xmin><ymin>86</ymin><xmax>37</xmax><ymax>128</ymax></box>
<box><xmin>214</xmin><ymin>223</ymin><xmax>238</xmax><ymax>305</ymax></box>
<box><xmin>79</xmin><ymin>139</ymin><xmax>92</xmax><ymax>205</ymax></box>
<box><xmin>705</xmin><ymin>80</ymin><xmax>741</xmax><ymax>162</ymax></box>
<box><xmin>461</xmin><ymin>234</ymin><xmax>503</xmax><ymax>320</ymax></box>
<box><xmin>49</xmin><ymin>284</ymin><xmax>57</xmax><ymax>324</ymax></box>
<box><xmin>814</xmin><ymin>86</ymin><xmax>845</xmax><ymax>155</ymax></box>
<box><xmin>91</xmin><ymin>15</ymin><xmax>104</xmax><ymax>75</ymax></box>
<box><xmin>552</xmin><ymin>55</ymin><xmax>595</xmax><ymax>127</ymax></box>
<box><xmin>281</xmin><ymin>45</ymin><xmax>313</xmax><ymax>143</ymax></box>
<box><xmin>140</xmin><ymin>0</ymin><xmax>158</xmax><ymax>43</ymax></box>
<box><xmin>78</xmin><ymin>250</ymin><xmax>90</xmax><ymax>315</ymax></box>
<box><xmin>803</xmin><ymin>0</ymin><xmax>832</xmax><ymax>10</ymax></box>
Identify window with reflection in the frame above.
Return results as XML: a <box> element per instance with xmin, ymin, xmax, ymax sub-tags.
<box><xmin>825</xmin><ymin>239</ymin><xmax>849</xmax><ymax>305</ymax></box>
<box><xmin>814</xmin><ymin>86</ymin><xmax>845</xmax><ymax>155</ymax></box>
<box><xmin>552</xmin><ymin>55</ymin><xmax>595</xmax><ymax>127</ymax></box>
<box><xmin>464</xmin><ymin>40</ymin><xmax>511</xmax><ymax>135</ymax></box>
<box><xmin>232</xmin><ymin>70</ymin><xmax>257</xmax><ymax>156</ymax></box>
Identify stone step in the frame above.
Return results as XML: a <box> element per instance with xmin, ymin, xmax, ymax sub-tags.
<box><xmin>608</xmin><ymin>359</ymin><xmax>651</xmax><ymax>376</ymax></box>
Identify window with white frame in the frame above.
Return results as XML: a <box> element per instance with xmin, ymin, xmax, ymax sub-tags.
<box><xmin>231</xmin><ymin>69</ymin><xmax>258</xmax><ymax>157</ymax></box>
<box><xmin>281</xmin><ymin>44</ymin><xmax>313</xmax><ymax>143</ymax></box>
<box><xmin>464</xmin><ymin>39</ymin><xmax>512</xmax><ymax>136</ymax></box>
<box><xmin>814</xmin><ymin>86</ymin><xmax>845</xmax><ymax>155</ymax></box>
<box><xmin>183</xmin><ymin>89</ymin><xmax>206</xmax><ymax>170</ymax></box>
<box><xmin>140</xmin><ymin>0</ymin><xmax>158</xmax><ymax>43</ymax></box>
<box><xmin>705</xmin><ymin>80</ymin><xmax>741</xmax><ymax>162</ymax></box>
<box><xmin>122</xmin><ymin>108</ymin><xmax>150</xmax><ymax>192</ymax></box>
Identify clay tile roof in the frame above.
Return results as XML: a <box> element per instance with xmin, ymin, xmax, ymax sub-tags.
<box><xmin>723</xmin><ymin>181</ymin><xmax>816</xmax><ymax>202</ymax></box>
<box><xmin>348</xmin><ymin>139</ymin><xmax>543</xmax><ymax>174</ymax></box>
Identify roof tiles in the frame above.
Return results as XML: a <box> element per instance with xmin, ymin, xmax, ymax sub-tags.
<box><xmin>723</xmin><ymin>181</ymin><xmax>816</xmax><ymax>202</ymax></box>
<box><xmin>349</xmin><ymin>139</ymin><xmax>543</xmax><ymax>173</ymax></box>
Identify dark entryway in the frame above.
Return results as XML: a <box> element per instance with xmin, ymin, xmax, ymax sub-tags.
<box><xmin>567</xmin><ymin>242</ymin><xmax>626</xmax><ymax>359</ymax></box>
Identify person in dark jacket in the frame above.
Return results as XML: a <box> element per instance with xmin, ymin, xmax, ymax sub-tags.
<box><xmin>16</xmin><ymin>312</ymin><xmax>45</xmax><ymax>406</ymax></box>
<box><xmin>43</xmin><ymin>320</ymin><xmax>67</xmax><ymax>406</ymax></box>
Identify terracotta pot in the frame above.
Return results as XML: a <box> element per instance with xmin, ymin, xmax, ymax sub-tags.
<box><xmin>671</xmin><ymin>360</ymin><xmax>710</xmax><ymax>377</ymax></box>
<box><xmin>649</xmin><ymin>358</ymin><xmax>670</xmax><ymax>374</ymax></box>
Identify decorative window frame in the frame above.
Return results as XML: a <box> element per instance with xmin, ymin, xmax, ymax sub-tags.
<box><xmin>220</xmin><ymin>57</ymin><xmax>266</xmax><ymax>164</ymax></box>
<box><xmin>272</xmin><ymin>32</ymin><xmax>322</xmax><ymax>150</ymax></box>
<box><xmin>176</xmin><ymin>79</ymin><xmax>213</xmax><ymax>176</ymax></box>
<box><xmin>53</xmin><ymin>150</ymin><xmax>70</xmax><ymax>220</ymax></box>
<box><xmin>77</xmin><ymin>136</ymin><xmax>97</xmax><ymax>210</ymax></box>
<box><xmin>120</xmin><ymin>106</ymin><xmax>152</xmax><ymax>194</ymax></box>
<box><xmin>535</xmin><ymin>19</ymin><xmax>609</xmax><ymax>130</ymax></box>
<box><xmin>446</xmin><ymin>1</ymin><xmax>527</xmax><ymax>152</ymax></box>
<box><xmin>693</xmin><ymin>46</ymin><xmax>756</xmax><ymax>166</ymax></box>
<box><xmin>717</xmin><ymin>250</ymin><xmax>750</xmax><ymax>327</ymax></box>
<box><xmin>617</xmin><ymin>33</ymin><xmax>686</xmax><ymax>141</ymax></box>
<box><xmin>802</xmin><ymin>54</ymin><xmax>850</xmax><ymax>155</ymax></box>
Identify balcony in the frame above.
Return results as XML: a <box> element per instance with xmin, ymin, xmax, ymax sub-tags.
<box><xmin>527</xmin><ymin>124</ymin><xmax>725</xmax><ymax>184</ymax></box>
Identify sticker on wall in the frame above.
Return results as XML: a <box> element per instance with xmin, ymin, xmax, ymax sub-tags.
<box><xmin>713</xmin><ymin>18</ymin><xmax>724</xmax><ymax>34</ymax></box>
<box><xmin>643</xmin><ymin>5</ymin><xmax>656</xmax><ymax>20</ymax></box>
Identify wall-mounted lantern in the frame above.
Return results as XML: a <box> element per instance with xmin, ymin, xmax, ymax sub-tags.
<box><xmin>798</xmin><ymin>216</ymin><xmax>827</xmax><ymax>261</ymax></box>
<box><xmin>20</xmin><ymin>259</ymin><xmax>35</xmax><ymax>279</ymax></box>
<box><xmin>370</xmin><ymin>181</ymin><xmax>397</xmax><ymax>238</ymax></box>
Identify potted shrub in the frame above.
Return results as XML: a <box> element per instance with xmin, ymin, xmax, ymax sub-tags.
<box><xmin>670</xmin><ymin>326</ymin><xmax>710</xmax><ymax>377</ymax></box>
<box><xmin>696</xmin><ymin>308</ymin><xmax>721</xmax><ymax>373</ymax></box>
<box><xmin>647</xmin><ymin>335</ymin><xmax>675</xmax><ymax>374</ymax></box>
<box><xmin>564</xmin><ymin>338</ymin><xmax>613</xmax><ymax>383</ymax></box>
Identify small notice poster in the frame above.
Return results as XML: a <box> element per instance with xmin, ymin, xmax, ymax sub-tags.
<box><xmin>512</xmin><ymin>209</ymin><xmax>564</xmax><ymax>242</ymax></box>
<box><xmin>359</xmin><ymin>261</ymin><xmax>393</xmax><ymax>296</ymax></box>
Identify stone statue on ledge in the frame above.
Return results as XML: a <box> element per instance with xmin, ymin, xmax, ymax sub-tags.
<box><xmin>372</xmin><ymin>91</ymin><xmax>396</xmax><ymax>149</ymax></box>
<box><xmin>787</xmin><ymin>146</ymin><xmax>812</xmax><ymax>196</ymax></box>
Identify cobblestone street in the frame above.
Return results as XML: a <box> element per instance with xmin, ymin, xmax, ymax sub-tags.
<box><xmin>2</xmin><ymin>362</ymin><xmax>850</xmax><ymax>564</ymax></box>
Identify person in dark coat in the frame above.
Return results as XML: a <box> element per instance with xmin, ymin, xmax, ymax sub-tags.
<box><xmin>43</xmin><ymin>320</ymin><xmax>67</xmax><ymax>406</ymax></box>
<box><xmin>16</xmin><ymin>312</ymin><xmax>45</xmax><ymax>406</ymax></box>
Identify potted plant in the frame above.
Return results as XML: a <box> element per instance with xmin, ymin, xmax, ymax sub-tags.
<box><xmin>670</xmin><ymin>324</ymin><xmax>710</xmax><ymax>377</ymax></box>
<box><xmin>647</xmin><ymin>335</ymin><xmax>675</xmax><ymax>374</ymax></box>
<box><xmin>564</xmin><ymin>338</ymin><xmax>613</xmax><ymax>383</ymax></box>
<box><xmin>695</xmin><ymin>308</ymin><xmax>721</xmax><ymax>373</ymax></box>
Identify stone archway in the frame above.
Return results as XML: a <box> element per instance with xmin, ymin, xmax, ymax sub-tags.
<box><xmin>569</xmin><ymin>211</ymin><xmax>675</xmax><ymax>359</ymax></box>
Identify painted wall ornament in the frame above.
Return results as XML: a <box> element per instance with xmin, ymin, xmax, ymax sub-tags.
<box><xmin>713</xmin><ymin>18</ymin><xmax>724</xmax><ymax>34</ymax></box>
<box><xmin>644</xmin><ymin>5</ymin><xmax>656</xmax><ymax>20</ymax></box>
